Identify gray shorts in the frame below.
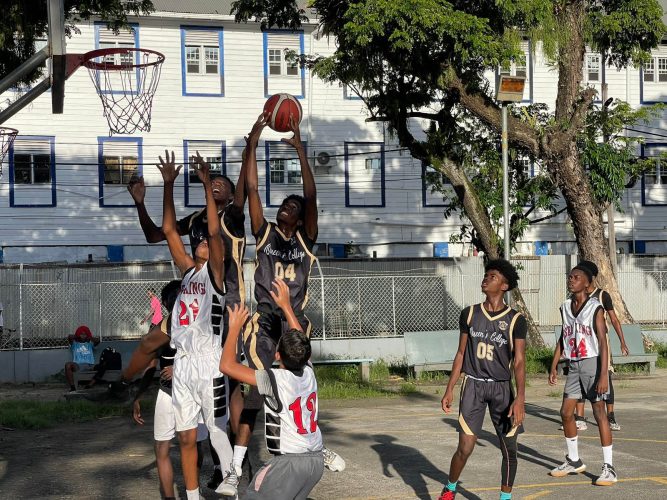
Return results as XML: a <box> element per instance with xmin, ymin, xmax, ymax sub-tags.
<box><xmin>75</xmin><ymin>362</ymin><xmax>94</xmax><ymax>371</ymax></box>
<box><xmin>245</xmin><ymin>451</ymin><xmax>324</xmax><ymax>500</ymax></box>
<box><xmin>564</xmin><ymin>357</ymin><xmax>609</xmax><ymax>402</ymax></box>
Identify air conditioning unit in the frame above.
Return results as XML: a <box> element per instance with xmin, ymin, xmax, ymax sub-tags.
<box><xmin>311</xmin><ymin>150</ymin><xmax>336</xmax><ymax>173</ymax></box>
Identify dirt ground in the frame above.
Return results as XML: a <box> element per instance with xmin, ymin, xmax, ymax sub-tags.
<box><xmin>1</xmin><ymin>372</ymin><xmax>667</xmax><ymax>499</ymax></box>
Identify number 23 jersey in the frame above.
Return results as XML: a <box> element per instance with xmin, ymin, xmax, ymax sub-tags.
<box><xmin>460</xmin><ymin>304</ymin><xmax>527</xmax><ymax>381</ymax></box>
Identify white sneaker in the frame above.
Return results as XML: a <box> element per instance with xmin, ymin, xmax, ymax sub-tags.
<box><xmin>550</xmin><ymin>455</ymin><xmax>586</xmax><ymax>477</ymax></box>
<box><xmin>323</xmin><ymin>447</ymin><xmax>346</xmax><ymax>472</ymax></box>
<box><xmin>594</xmin><ymin>463</ymin><xmax>618</xmax><ymax>486</ymax></box>
<box><xmin>216</xmin><ymin>464</ymin><xmax>241</xmax><ymax>496</ymax></box>
<box><xmin>576</xmin><ymin>419</ymin><xmax>588</xmax><ymax>431</ymax></box>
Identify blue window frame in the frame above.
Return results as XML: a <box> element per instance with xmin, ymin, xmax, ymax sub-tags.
<box><xmin>94</xmin><ymin>22</ymin><xmax>140</xmax><ymax>95</ymax></box>
<box><xmin>264</xmin><ymin>140</ymin><xmax>308</xmax><ymax>207</ymax></box>
<box><xmin>641</xmin><ymin>143</ymin><xmax>667</xmax><ymax>206</ymax></box>
<box><xmin>98</xmin><ymin>136</ymin><xmax>142</xmax><ymax>208</ymax></box>
<box><xmin>180</xmin><ymin>26</ymin><xmax>225</xmax><ymax>97</ymax></box>
<box><xmin>344</xmin><ymin>142</ymin><xmax>385</xmax><ymax>208</ymax></box>
<box><xmin>640</xmin><ymin>51</ymin><xmax>667</xmax><ymax>104</ymax></box>
<box><xmin>343</xmin><ymin>84</ymin><xmax>363</xmax><ymax>101</ymax></box>
<box><xmin>262</xmin><ymin>30</ymin><xmax>305</xmax><ymax>98</ymax></box>
<box><xmin>183</xmin><ymin>140</ymin><xmax>226</xmax><ymax>207</ymax></box>
<box><xmin>9</xmin><ymin>135</ymin><xmax>56</xmax><ymax>208</ymax></box>
<box><xmin>421</xmin><ymin>161</ymin><xmax>451</xmax><ymax>207</ymax></box>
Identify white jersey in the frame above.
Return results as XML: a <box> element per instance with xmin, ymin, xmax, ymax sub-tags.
<box><xmin>170</xmin><ymin>262</ymin><xmax>225</xmax><ymax>355</ymax></box>
<box><xmin>258</xmin><ymin>364</ymin><xmax>323</xmax><ymax>455</ymax></box>
<box><xmin>560</xmin><ymin>296</ymin><xmax>603</xmax><ymax>361</ymax></box>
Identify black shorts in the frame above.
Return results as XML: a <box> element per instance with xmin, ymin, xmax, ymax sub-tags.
<box><xmin>242</xmin><ymin>310</ymin><xmax>312</xmax><ymax>410</ymax></box>
<box><xmin>458</xmin><ymin>376</ymin><xmax>523</xmax><ymax>437</ymax></box>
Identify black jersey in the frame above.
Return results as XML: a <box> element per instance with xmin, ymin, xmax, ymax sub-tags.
<box><xmin>157</xmin><ymin>317</ymin><xmax>177</xmax><ymax>395</ymax></box>
<box><xmin>460</xmin><ymin>304</ymin><xmax>527</xmax><ymax>381</ymax></box>
<box><xmin>177</xmin><ymin>204</ymin><xmax>246</xmax><ymax>305</ymax></box>
<box><xmin>589</xmin><ymin>288</ymin><xmax>613</xmax><ymax>311</ymax></box>
<box><xmin>254</xmin><ymin>220</ymin><xmax>317</xmax><ymax>314</ymax></box>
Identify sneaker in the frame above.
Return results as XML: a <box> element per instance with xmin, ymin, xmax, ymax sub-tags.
<box><xmin>438</xmin><ymin>489</ymin><xmax>456</xmax><ymax>500</ymax></box>
<box><xmin>558</xmin><ymin>418</ymin><xmax>587</xmax><ymax>431</ymax></box>
<box><xmin>550</xmin><ymin>455</ymin><xmax>586</xmax><ymax>477</ymax></box>
<box><xmin>608</xmin><ymin>418</ymin><xmax>621</xmax><ymax>431</ymax></box>
<box><xmin>206</xmin><ymin>468</ymin><xmax>223</xmax><ymax>490</ymax></box>
<box><xmin>216</xmin><ymin>464</ymin><xmax>241</xmax><ymax>496</ymax></box>
<box><xmin>323</xmin><ymin>447</ymin><xmax>346</xmax><ymax>472</ymax></box>
<box><xmin>594</xmin><ymin>463</ymin><xmax>618</xmax><ymax>486</ymax></box>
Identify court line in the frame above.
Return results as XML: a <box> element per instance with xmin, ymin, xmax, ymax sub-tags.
<box><xmin>523</xmin><ymin>490</ymin><xmax>552</xmax><ymax>500</ymax></box>
<box><xmin>650</xmin><ymin>477</ymin><xmax>667</xmax><ymax>485</ymax></box>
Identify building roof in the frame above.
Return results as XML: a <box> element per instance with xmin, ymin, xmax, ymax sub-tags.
<box><xmin>151</xmin><ymin>0</ymin><xmax>311</xmax><ymax>17</ymax></box>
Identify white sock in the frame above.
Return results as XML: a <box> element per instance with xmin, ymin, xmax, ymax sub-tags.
<box><xmin>566</xmin><ymin>436</ymin><xmax>579</xmax><ymax>462</ymax></box>
<box><xmin>232</xmin><ymin>445</ymin><xmax>247</xmax><ymax>471</ymax></box>
<box><xmin>602</xmin><ymin>445</ymin><xmax>613</xmax><ymax>465</ymax></box>
<box><xmin>186</xmin><ymin>488</ymin><xmax>200</xmax><ymax>500</ymax></box>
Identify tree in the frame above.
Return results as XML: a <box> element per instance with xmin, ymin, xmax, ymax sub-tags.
<box><xmin>231</xmin><ymin>0</ymin><xmax>666</xmax><ymax>327</ymax></box>
<box><xmin>0</xmin><ymin>1</ymin><xmax>154</xmax><ymax>87</ymax></box>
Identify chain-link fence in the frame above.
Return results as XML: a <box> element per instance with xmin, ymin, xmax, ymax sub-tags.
<box><xmin>2</xmin><ymin>257</ymin><xmax>667</xmax><ymax>350</ymax></box>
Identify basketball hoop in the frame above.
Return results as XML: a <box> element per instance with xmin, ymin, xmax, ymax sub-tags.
<box><xmin>0</xmin><ymin>127</ymin><xmax>18</xmax><ymax>179</ymax></box>
<box><xmin>82</xmin><ymin>48</ymin><xmax>164</xmax><ymax>135</ymax></box>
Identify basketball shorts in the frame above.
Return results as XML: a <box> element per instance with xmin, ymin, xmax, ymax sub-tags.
<box><xmin>564</xmin><ymin>357</ymin><xmax>609</xmax><ymax>403</ymax></box>
<box><xmin>153</xmin><ymin>388</ymin><xmax>208</xmax><ymax>442</ymax></box>
<box><xmin>458</xmin><ymin>376</ymin><xmax>523</xmax><ymax>437</ymax></box>
<box><xmin>242</xmin><ymin>311</ymin><xmax>312</xmax><ymax>410</ymax></box>
<box><xmin>74</xmin><ymin>362</ymin><xmax>94</xmax><ymax>371</ymax></box>
<box><xmin>245</xmin><ymin>451</ymin><xmax>324</xmax><ymax>500</ymax></box>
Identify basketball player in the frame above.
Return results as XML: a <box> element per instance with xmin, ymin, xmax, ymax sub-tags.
<box><xmin>549</xmin><ymin>265</ymin><xmax>616</xmax><ymax>486</ymax></box>
<box><xmin>128</xmin><ymin>144</ymin><xmax>247</xmax><ymax>489</ymax></box>
<box><xmin>157</xmin><ymin>150</ymin><xmax>233</xmax><ymax>500</ymax></box>
<box><xmin>572</xmin><ymin>260</ymin><xmax>628</xmax><ymax>431</ymax></box>
<box><xmin>219</xmin><ymin>113</ymin><xmax>343</xmax><ymax>496</ymax></box>
<box><xmin>439</xmin><ymin>259</ymin><xmax>527</xmax><ymax>500</ymax></box>
<box><xmin>220</xmin><ymin>279</ymin><xmax>324</xmax><ymax>500</ymax></box>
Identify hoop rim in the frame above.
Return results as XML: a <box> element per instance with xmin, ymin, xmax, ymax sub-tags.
<box><xmin>82</xmin><ymin>48</ymin><xmax>165</xmax><ymax>71</ymax></box>
<box><xmin>0</xmin><ymin>127</ymin><xmax>19</xmax><ymax>136</ymax></box>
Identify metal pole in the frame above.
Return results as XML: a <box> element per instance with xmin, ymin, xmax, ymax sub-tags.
<box><xmin>18</xmin><ymin>263</ymin><xmax>23</xmax><ymax>350</ymax></box>
<box><xmin>0</xmin><ymin>78</ymin><xmax>52</xmax><ymax>125</ymax></box>
<box><xmin>502</xmin><ymin>103</ymin><xmax>511</xmax><ymax>304</ymax></box>
<box><xmin>391</xmin><ymin>277</ymin><xmax>397</xmax><ymax>336</ymax></box>
<box><xmin>0</xmin><ymin>47</ymin><xmax>50</xmax><ymax>95</ymax></box>
<box><xmin>602</xmin><ymin>75</ymin><xmax>618</xmax><ymax>275</ymax></box>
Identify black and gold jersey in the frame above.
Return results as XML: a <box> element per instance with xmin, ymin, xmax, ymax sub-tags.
<box><xmin>589</xmin><ymin>288</ymin><xmax>613</xmax><ymax>311</ymax></box>
<box><xmin>460</xmin><ymin>304</ymin><xmax>526</xmax><ymax>381</ymax></box>
<box><xmin>253</xmin><ymin>220</ymin><xmax>317</xmax><ymax>314</ymax></box>
<box><xmin>177</xmin><ymin>204</ymin><xmax>246</xmax><ymax>305</ymax></box>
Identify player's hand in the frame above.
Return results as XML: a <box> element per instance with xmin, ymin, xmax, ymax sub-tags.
<box><xmin>191</xmin><ymin>151</ymin><xmax>211</xmax><ymax>184</ymax></box>
<box><xmin>548</xmin><ymin>369</ymin><xmax>558</xmax><ymax>386</ymax></box>
<box><xmin>160</xmin><ymin>365</ymin><xmax>173</xmax><ymax>381</ymax></box>
<box><xmin>281</xmin><ymin>114</ymin><xmax>303</xmax><ymax>150</ymax></box>
<box><xmin>156</xmin><ymin>150</ymin><xmax>182</xmax><ymax>184</ymax></box>
<box><xmin>441</xmin><ymin>390</ymin><xmax>454</xmax><ymax>413</ymax></box>
<box><xmin>596</xmin><ymin>374</ymin><xmax>609</xmax><ymax>395</ymax></box>
<box><xmin>621</xmin><ymin>342</ymin><xmax>629</xmax><ymax>356</ymax></box>
<box><xmin>133</xmin><ymin>399</ymin><xmax>144</xmax><ymax>425</ymax></box>
<box><xmin>270</xmin><ymin>279</ymin><xmax>292</xmax><ymax>311</ymax></box>
<box><xmin>127</xmin><ymin>175</ymin><xmax>146</xmax><ymax>204</ymax></box>
<box><xmin>227</xmin><ymin>303</ymin><xmax>249</xmax><ymax>336</ymax></box>
<box><xmin>508</xmin><ymin>396</ymin><xmax>525</xmax><ymax>427</ymax></box>
<box><xmin>247</xmin><ymin>112</ymin><xmax>269</xmax><ymax>147</ymax></box>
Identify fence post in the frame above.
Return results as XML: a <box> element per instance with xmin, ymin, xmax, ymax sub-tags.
<box><xmin>98</xmin><ymin>282</ymin><xmax>103</xmax><ymax>342</ymax></box>
<box><xmin>661</xmin><ymin>272</ymin><xmax>665</xmax><ymax>329</ymax></box>
<box><xmin>316</xmin><ymin>260</ymin><xmax>326</xmax><ymax>341</ymax></box>
<box><xmin>391</xmin><ymin>277</ymin><xmax>397</xmax><ymax>336</ymax></box>
<box><xmin>18</xmin><ymin>263</ymin><xmax>23</xmax><ymax>350</ymax></box>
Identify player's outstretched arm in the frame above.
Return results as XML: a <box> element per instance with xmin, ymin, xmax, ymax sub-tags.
<box><xmin>127</xmin><ymin>176</ymin><xmax>165</xmax><ymax>243</ymax></box>
<box><xmin>283</xmin><ymin>114</ymin><xmax>317</xmax><ymax>241</ymax></box>
<box><xmin>441</xmin><ymin>333</ymin><xmax>468</xmax><ymax>413</ymax></box>
<box><xmin>269</xmin><ymin>278</ymin><xmax>302</xmax><ymax>332</ymax></box>
<box><xmin>192</xmin><ymin>152</ymin><xmax>225</xmax><ymax>290</ymax></box>
<box><xmin>246</xmin><ymin>112</ymin><xmax>269</xmax><ymax>236</ymax></box>
<box><xmin>158</xmin><ymin>150</ymin><xmax>194</xmax><ymax>274</ymax></box>
<box><xmin>594</xmin><ymin>308</ymin><xmax>609</xmax><ymax>394</ymax></box>
<box><xmin>220</xmin><ymin>303</ymin><xmax>257</xmax><ymax>385</ymax></box>
<box><xmin>121</xmin><ymin>323</ymin><xmax>170</xmax><ymax>382</ymax></box>
<box><xmin>233</xmin><ymin>141</ymin><xmax>249</xmax><ymax>210</ymax></box>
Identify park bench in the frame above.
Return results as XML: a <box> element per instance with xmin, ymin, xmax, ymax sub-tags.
<box><xmin>311</xmin><ymin>359</ymin><xmax>374</xmax><ymax>382</ymax></box>
<box><xmin>73</xmin><ymin>369</ymin><xmax>122</xmax><ymax>389</ymax></box>
<box><xmin>404</xmin><ymin>330</ymin><xmax>459</xmax><ymax>377</ymax></box>
<box><xmin>553</xmin><ymin>324</ymin><xmax>658</xmax><ymax>374</ymax></box>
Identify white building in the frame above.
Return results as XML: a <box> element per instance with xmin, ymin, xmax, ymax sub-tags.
<box><xmin>1</xmin><ymin>1</ymin><xmax>667</xmax><ymax>263</ymax></box>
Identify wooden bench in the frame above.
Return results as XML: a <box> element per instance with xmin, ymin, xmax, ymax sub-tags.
<box><xmin>404</xmin><ymin>330</ymin><xmax>459</xmax><ymax>377</ymax></box>
<box><xmin>73</xmin><ymin>369</ymin><xmax>122</xmax><ymax>389</ymax></box>
<box><xmin>311</xmin><ymin>359</ymin><xmax>374</xmax><ymax>383</ymax></box>
<box><xmin>554</xmin><ymin>324</ymin><xmax>658</xmax><ymax>374</ymax></box>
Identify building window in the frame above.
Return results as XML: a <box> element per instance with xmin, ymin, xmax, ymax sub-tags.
<box><xmin>263</xmin><ymin>31</ymin><xmax>304</xmax><ymax>97</ymax></box>
<box><xmin>185</xmin><ymin>45</ymin><xmax>219</xmax><ymax>74</ymax></box>
<box><xmin>586</xmin><ymin>54</ymin><xmax>600</xmax><ymax>82</ymax></box>
<box><xmin>181</xmin><ymin>27</ymin><xmax>224</xmax><ymax>96</ymax></box>
<box><xmin>365</xmin><ymin>158</ymin><xmax>382</xmax><ymax>170</ymax></box>
<box><xmin>183</xmin><ymin>140</ymin><xmax>226</xmax><ymax>206</ymax></box>
<box><xmin>13</xmin><ymin>153</ymin><xmax>51</xmax><ymax>184</ymax></box>
<box><xmin>96</xmin><ymin>24</ymin><xmax>138</xmax><ymax>63</ymax></box>
<box><xmin>103</xmin><ymin>155</ymin><xmax>138</xmax><ymax>185</ymax></box>
<box><xmin>9</xmin><ymin>136</ymin><xmax>56</xmax><ymax>207</ymax></box>
<box><xmin>518</xmin><ymin>156</ymin><xmax>532</xmax><ymax>177</ymax></box>
<box><xmin>269</xmin><ymin>143</ymin><xmax>301</xmax><ymax>185</ymax></box>
<box><xmin>644</xmin><ymin>59</ymin><xmax>655</xmax><ymax>82</ymax></box>
<box><xmin>345</xmin><ymin>142</ymin><xmax>385</xmax><ymax>207</ymax></box>
<box><xmin>98</xmin><ymin>137</ymin><xmax>142</xmax><ymax>207</ymax></box>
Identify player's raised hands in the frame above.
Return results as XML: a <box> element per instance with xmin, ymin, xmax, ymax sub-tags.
<box><xmin>441</xmin><ymin>390</ymin><xmax>454</xmax><ymax>413</ymax></box>
<box><xmin>270</xmin><ymin>278</ymin><xmax>292</xmax><ymax>311</ymax></box>
<box><xmin>127</xmin><ymin>175</ymin><xmax>146</xmax><ymax>204</ymax></box>
<box><xmin>281</xmin><ymin>114</ymin><xmax>303</xmax><ymax>150</ymax></box>
<box><xmin>227</xmin><ymin>303</ymin><xmax>249</xmax><ymax>335</ymax></box>
<box><xmin>156</xmin><ymin>150</ymin><xmax>182</xmax><ymax>183</ymax></box>
<box><xmin>191</xmin><ymin>151</ymin><xmax>211</xmax><ymax>183</ymax></box>
<box><xmin>247</xmin><ymin>111</ymin><xmax>270</xmax><ymax>147</ymax></box>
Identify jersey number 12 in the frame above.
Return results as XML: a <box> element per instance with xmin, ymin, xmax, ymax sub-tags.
<box><xmin>288</xmin><ymin>392</ymin><xmax>318</xmax><ymax>435</ymax></box>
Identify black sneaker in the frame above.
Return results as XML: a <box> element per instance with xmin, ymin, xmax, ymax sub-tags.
<box><xmin>207</xmin><ymin>468</ymin><xmax>223</xmax><ymax>490</ymax></box>
<box><xmin>550</xmin><ymin>455</ymin><xmax>586</xmax><ymax>477</ymax></box>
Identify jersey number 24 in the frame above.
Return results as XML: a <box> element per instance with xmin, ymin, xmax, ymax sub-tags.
<box><xmin>178</xmin><ymin>299</ymin><xmax>200</xmax><ymax>326</ymax></box>
<box><xmin>288</xmin><ymin>392</ymin><xmax>318</xmax><ymax>435</ymax></box>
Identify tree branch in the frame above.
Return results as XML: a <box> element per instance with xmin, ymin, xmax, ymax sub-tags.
<box><xmin>528</xmin><ymin>207</ymin><xmax>567</xmax><ymax>225</ymax></box>
<box><xmin>366</xmin><ymin>111</ymin><xmax>441</xmax><ymax>121</ymax></box>
<box><xmin>547</xmin><ymin>87</ymin><xmax>597</xmax><ymax>156</ymax></box>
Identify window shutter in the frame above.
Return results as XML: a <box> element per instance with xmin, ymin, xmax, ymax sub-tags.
<box><xmin>267</xmin><ymin>33</ymin><xmax>300</xmax><ymax>52</ymax></box>
<box><xmin>14</xmin><ymin>138</ymin><xmax>51</xmax><ymax>156</ymax></box>
<box><xmin>185</xmin><ymin>31</ymin><xmax>219</xmax><ymax>46</ymax></box>
<box><xmin>99</xmin><ymin>27</ymin><xmax>136</xmax><ymax>45</ymax></box>
<box><xmin>103</xmin><ymin>142</ymin><xmax>138</xmax><ymax>158</ymax></box>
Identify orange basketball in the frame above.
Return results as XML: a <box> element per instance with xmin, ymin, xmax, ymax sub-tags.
<box><xmin>263</xmin><ymin>93</ymin><xmax>303</xmax><ymax>132</ymax></box>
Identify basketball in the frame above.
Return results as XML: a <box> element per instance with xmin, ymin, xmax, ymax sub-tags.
<box><xmin>263</xmin><ymin>93</ymin><xmax>303</xmax><ymax>132</ymax></box>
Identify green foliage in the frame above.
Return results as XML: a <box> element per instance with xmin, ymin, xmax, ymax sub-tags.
<box><xmin>0</xmin><ymin>1</ymin><xmax>154</xmax><ymax>88</ymax></box>
<box><xmin>525</xmin><ymin>346</ymin><xmax>554</xmax><ymax>374</ymax></box>
<box><xmin>0</xmin><ymin>399</ymin><xmax>127</xmax><ymax>430</ymax></box>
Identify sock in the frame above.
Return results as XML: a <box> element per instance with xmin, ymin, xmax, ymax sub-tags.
<box><xmin>566</xmin><ymin>436</ymin><xmax>579</xmax><ymax>462</ymax></box>
<box><xmin>185</xmin><ymin>488</ymin><xmax>200</xmax><ymax>500</ymax></box>
<box><xmin>602</xmin><ymin>445</ymin><xmax>613</xmax><ymax>465</ymax></box>
<box><xmin>232</xmin><ymin>445</ymin><xmax>247</xmax><ymax>471</ymax></box>
<box><xmin>500</xmin><ymin>492</ymin><xmax>512</xmax><ymax>500</ymax></box>
<box><xmin>607</xmin><ymin>412</ymin><xmax>615</xmax><ymax>421</ymax></box>
<box><xmin>446</xmin><ymin>480</ymin><xmax>458</xmax><ymax>492</ymax></box>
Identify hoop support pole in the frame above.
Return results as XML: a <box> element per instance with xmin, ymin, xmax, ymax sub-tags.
<box><xmin>0</xmin><ymin>47</ymin><xmax>49</xmax><ymax>95</ymax></box>
<box><xmin>0</xmin><ymin>79</ymin><xmax>51</xmax><ymax>125</ymax></box>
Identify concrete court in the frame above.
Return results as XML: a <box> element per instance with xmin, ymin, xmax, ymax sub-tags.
<box><xmin>0</xmin><ymin>374</ymin><xmax>666</xmax><ymax>499</ymax></box>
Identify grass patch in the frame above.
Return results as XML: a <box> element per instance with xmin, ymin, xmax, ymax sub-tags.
<box><xmin>0</xmin><ymin>400</ymin><xmax>127</xmax><ymax>430</ymax></box>
<box><xmin>314</xmin><ymin>363</ymin><xmax>397</xmax><ymax>399</ymax></box>
<box><xmin>547</xmin><ymin>390</ymin><xmax>562</xmax><ymax>398</ymax></box>
<box><xmin>646</xmin><ymin>339</ymin><xmax>667</xmax><ymax>368</ymax></box>
<box><xmin>399</xmin><ymin>382</ymin><xmax>417</xmax><ymax>395</ymax></box>
<box><xmin>525</xmin><ymin>347</ymin><xmax>554</xmax><ymax>374</ymax></box>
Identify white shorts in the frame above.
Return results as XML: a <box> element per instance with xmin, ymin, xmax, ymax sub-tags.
<box><xmin>172</xmin><ymin>350</ymin><xmax>229</xmax><ymax>432</ymax></box>
<box><xmin>153</xmin><ymin>388</ymin><xmax>208</xmax><ymax>442</ymax></box>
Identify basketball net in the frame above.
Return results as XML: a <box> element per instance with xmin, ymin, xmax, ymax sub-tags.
<box><xmin>84</xmin><ymin>48</ymin><xmax>164</xmax><ymax>135</ymax></box>
<box><xmin>0</xmin><ymin>127</ymin><xmax>18</xmax><ymax>179</ymax></box>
